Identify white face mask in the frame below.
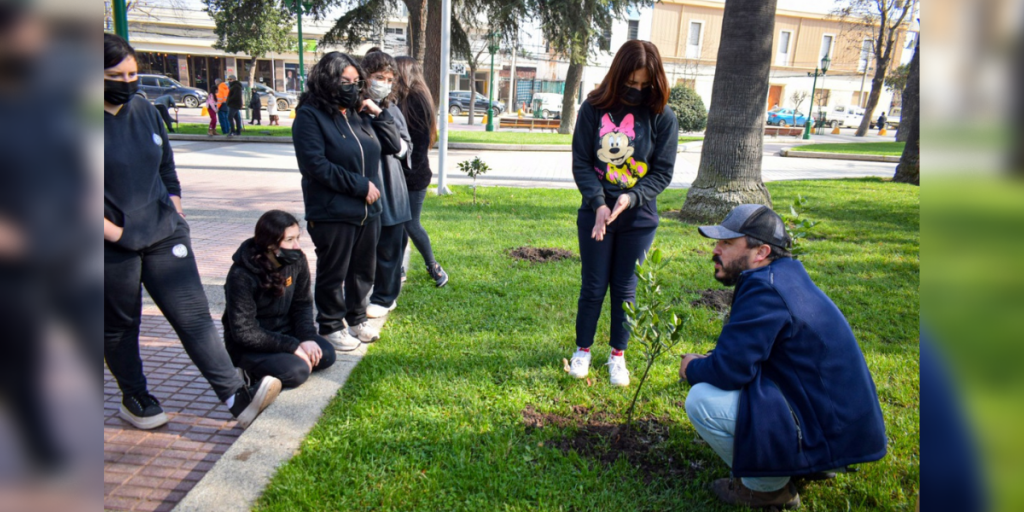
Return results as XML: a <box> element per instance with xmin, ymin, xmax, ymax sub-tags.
<box><xmin>369</xmin><ymin>79</ymin><xmax>392</xmax><ymax>101</ymax></box>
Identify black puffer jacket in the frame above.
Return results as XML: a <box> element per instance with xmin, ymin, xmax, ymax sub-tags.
<box><xmin>222</xmin><ymin>238</ymin><xmax>318</xmax><ymax>361</ymax></box>
<box><xmin>227</xmin><ymin>80</ymin><xmax>243</xmax><ymax>109</ymax></box>
<box><xmin>293</xmin><ymin>104</ymin><xmax>402</xmax><ymax>224</ymax></box>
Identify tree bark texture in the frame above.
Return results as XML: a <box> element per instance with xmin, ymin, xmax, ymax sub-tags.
<box><xmin>403</xmin><ymin>0</ymin><xmax>427</xmax><ymax>63</ymax></box>
<box><xmin>558</xmin><ymin>60</ymin><xmax>584</xmax><ymax>134</ymax></box>
<box><xmin>247</xmin><ymin>56</ymin><xmax>258</xmax><ymax>88</ymax></box>
<box><xmin>468</xmin><ymin>63</ymin><xmax>477</xmax><ymax>124</ymax></box>
<box><xmin>893</xmin><ymin>42</ymin><xmax>919</xmax><ymax>185</ymax></box>
<box><xmin>423</xmin><ymin>0</ymin><xmax>442</xmax><ymax>109</ymax></box>
<box><xmin>679</xmin><ymin>0</ymin><xmax>777</xmax><ymax>223</ymax></box>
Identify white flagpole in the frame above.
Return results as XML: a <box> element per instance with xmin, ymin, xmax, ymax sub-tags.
<box><xmin>436</xmin><ymin>0</ymin><xmax>453</xmax><ymax>195</ymax></box>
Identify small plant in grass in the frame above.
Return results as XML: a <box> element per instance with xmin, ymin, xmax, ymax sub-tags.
<box><xmin>780</xmin><ymin>195</ymin><xmax>821</xmax><ymax>257</ymax></box>
<box><xmin>622</xmin><ymin>247</ymin><xmax>688</xmax><ymax>428</ymax></box>
<box><xmin>457</xmin><ymin>156</ymin><xmax>490</xmax><ymax>204</ymax></box>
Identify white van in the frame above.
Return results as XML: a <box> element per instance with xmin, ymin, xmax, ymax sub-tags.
<box><xmin>531</xmin><ymin>93</ymin><xmax>563</xmax><ymax>119</ymax></box>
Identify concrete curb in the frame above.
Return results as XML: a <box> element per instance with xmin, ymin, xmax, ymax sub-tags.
<box><xmin>171</xmin><ymin>317</ymin><xmax>385</xmax><ymax>512</ymax></box>
<box><xmin>169</xmin><ymin>133</ymin><xmax>694</xmax><ymax>153</ymax></box>
<box><xmin>781</xmin><ymin>148</ymin><xmax>900</xmax><ymax>162</ymax></box>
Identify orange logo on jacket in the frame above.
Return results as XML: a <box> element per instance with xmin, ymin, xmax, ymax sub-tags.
<box><xmin>286</xmin><ymin>276</ymin><xmax>293</xmax><ymax>287</ymax></box>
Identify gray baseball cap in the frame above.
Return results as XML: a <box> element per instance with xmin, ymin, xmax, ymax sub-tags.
<box><xmin>228</xmin><ymin>74</ymin><xmax>236</xmax><ymax>80</ymax></box>
<box><xmin>698</xmin><ymin>204</ymin><xmax>791</xmax><ymax>248</ymax></box>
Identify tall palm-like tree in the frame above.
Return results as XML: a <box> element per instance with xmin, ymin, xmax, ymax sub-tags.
<box><xmin>679</xmin><ymin>0</ymin><xmax>778</xmax><ymax>222</ymax></box>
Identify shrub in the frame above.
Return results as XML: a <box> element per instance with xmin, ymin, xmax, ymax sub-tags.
<box><xmin>667</xmin><ymin>85</ymin><xmax>707</xmax><ymax>133</ymax></box>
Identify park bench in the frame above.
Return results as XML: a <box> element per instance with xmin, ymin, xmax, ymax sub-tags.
<box><xmin>764</xmin><ymin>125</ymin><xmax>805</xmax><ymax>137</ymax></box>
<box><xmin>498</xmin><ymin>117</ymin><xmax>561</xmax><ymax>132</ymax></box>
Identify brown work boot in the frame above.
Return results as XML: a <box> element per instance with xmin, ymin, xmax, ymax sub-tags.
<box><xmin>712</xmin><ymin>478</ymin><xmax>801</xmax><ymax>509</ymax></box>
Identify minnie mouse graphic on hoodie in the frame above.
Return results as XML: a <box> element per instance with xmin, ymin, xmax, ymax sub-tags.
<box><xmin>571</xmin><ymin>99</ymin><xmax>678</xmax><ymax>214</ymax></box>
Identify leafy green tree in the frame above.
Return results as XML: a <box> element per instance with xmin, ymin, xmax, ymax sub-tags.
<box><xmin>204</xmin><ymin>0</ymin><xmax>295</xmax><ymax>88</ymax></box>
<box><xmin>667</xmin><ymin>85</ymin><xmax>707</xmax><ymax>133</ymax></box>
<box><xmin>884</xmin><ymin>63</ymin><xmax>909</xmax><ymax>94</ymax></box>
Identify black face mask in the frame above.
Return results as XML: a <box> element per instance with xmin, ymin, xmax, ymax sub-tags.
<box><xmin>621</xmin><ymin>86</ymin><xmax>650</xmax><ymax>106</ymax></box>
<box><xmin>333</xmin><ymin>81</ymin><xmax>362</xmax><ymax>109</ymax></box>
<box><xmin>276</xmin><ymin>248</ymin><xmax>304</xmax><ymax>266</ymax></box>
<box><xmin>104</xmin><ymin>78</ymin><xmax>139</xmax><ymax>105</ymax></box>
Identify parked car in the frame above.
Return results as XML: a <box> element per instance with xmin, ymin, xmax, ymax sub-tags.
<box><xmin>250</xmin><ymin>83</ymin><xmax>298</xmax><ymax>111</ymax></box>
<box><xmin>137</xmin><ymin>74</ymin><xmax>208</xmax><ymax>108</ymax></box>
<box><xmin>531</xmin><ymin>92</ymin><xmax>563</xmax><ymax>119</ymax></box>
<box><xmin>448</xmin><ymin>91</ymin><xmax>505</xmax><ymax>116</ymax></box>
<box><xmin>766</xmin><ymin>108</ymin><xmax>807</xmax><ymax>127</ymax></box>
<box><xmin>885</xmin><ymin>106</ymin><xmax>901</xmax><ymax>129</ymax></box>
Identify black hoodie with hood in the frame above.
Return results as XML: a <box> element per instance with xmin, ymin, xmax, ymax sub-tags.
<box><xmin>222</xmin><ymin>238</ymin><xmax>319</xmax><ymax>361</ymax></box>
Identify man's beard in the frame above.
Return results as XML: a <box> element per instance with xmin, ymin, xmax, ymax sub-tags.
<box><xmin>713</xmin><ymin>254</ymin><xmax>749</xmax><ymax>286</ymax></box>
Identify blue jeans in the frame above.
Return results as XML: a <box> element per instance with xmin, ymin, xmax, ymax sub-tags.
<box><xmin>228</xmin><ymin>107</ymin><xmax>242</xmax><ymax>135</ymax></box>
<box><xmin>217</xmin><ymin>108</ymin><xmax>230</xmax><ymax>134</ymax></box>
<box><xmin>575</xmin><ymin>206</ymin><xmax>657</xmax><ymax>350</ymax></box>
<box><xmin>685</xmin><ymin>383</ymin><xmax>792</xmax><ymax>492</ymax></box>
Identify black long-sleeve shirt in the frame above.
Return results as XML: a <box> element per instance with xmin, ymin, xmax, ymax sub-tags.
<box><xmin>400</xmin><ymin>99</ymin><xmax>433</xmax><ymax>192</ymax></box>
<box><xmin>571</xmin><ymin>100</ymin><xmax>678</xmax><ymax>212</ymax></box>
<box><xmin>104</xmin><ymin>95</ymin><xmax>182</xmax><ymax>251</ymax></box>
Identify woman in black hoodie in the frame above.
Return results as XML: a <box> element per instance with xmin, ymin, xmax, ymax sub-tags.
<box><xmin>565</xmin><ymin>40</ymin><xmax>678</xmax><ymax>388</ymax></box>
<box><xmin>292</xmin><ymin>52</ymin><xmax>402</xmax><ymax>351</ymax></box>
<box><xmin>223</xmin><ymin>211</ymin><xmax>335</xmax><ymax>388</ymax></box>
<box><xmin>103</xmin><ymin>34</ymin><xmax>279</xmax><ymax>431</ymax></box>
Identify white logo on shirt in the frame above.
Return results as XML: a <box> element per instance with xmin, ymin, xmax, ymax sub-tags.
<box><xmin>172</xmin><ymin>244</ymin><xmax>188</xmax><ymax>258</ymax></box>
<box><xmin>152</xmin><ymin>133</ymin><xmax>162</xmax><ymax>146</ymax></box>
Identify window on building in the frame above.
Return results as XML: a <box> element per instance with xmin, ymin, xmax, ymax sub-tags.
<box><xmin>686</xmin><ymin>21</ymin><xmax>703</xmax><ymax>59</ymax></box>
<box><xmin>775</xmin><ymin>30</ymin><xmax>791</xmax><ymax>66</ymax></box>
<box><xmin>386</xmin><ymin>27</ymin><xmax>404</xmax><ymax>36</ymax></box>
<box><xmin>819</xmin><ymin>34</ymin><xmax>834</xmax><ymax>61</ymax></box>
<box><xmin>599</xmin><ymin>26</ymin><xmax>612</xmax><ymax>52</ymax></box>
<box><xmin>628</xmin><ymin>20</ymin><xmax>639</xmax><ymax>41</ymax></box>
<box><xmin>857</xmin><ymin>39</ymin><xmax>873</xmax><ymax>72</ymax></box>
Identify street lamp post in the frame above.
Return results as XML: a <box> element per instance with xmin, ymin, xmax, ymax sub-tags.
<box><xmin>289</xmin><ymin>0</ymin><xmax>312</xmax><ymax>92</ymax></box>
<box><xmin>803</xmin><ymin>53</ymin><xmax>830</xmax><ymax>140</ymax></box>
<box><xmin>112</xmin><ymin>0</ymin><xmax>129</xmax><ymax>41</ymax></box>
<box><xmin>485</xmin><ymin>31</ymin><xmax>501</xmax><ymax>132</ymax></box>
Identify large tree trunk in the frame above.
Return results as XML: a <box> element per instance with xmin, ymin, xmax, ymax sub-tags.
<box><xmin>247</xmin><ymin>56</ymin><xmax>258</xmax><ymax>88</ymax></box>
<box><xmin>893</xmin><ymin>42</ymin><xmax>919</xmax><ymax>185</ymax></box>
<box><xmin>679</xmin><ymin>0</ymin><xmax>777</xmax><ymax>223</ymax></box>
<box><xmin>468</xmin><ymin>63</ymin><xmax>477</xmax><ymax>125</ymax></box>
<box><xmin>558</xmin><ymin>59</ymin><xmax>584</xmax><ymax>134</ymax></box>
<box><xmin>423</xmin><ymin>0</ymin><xmax>442</xmax><ymax>108</ymax></box>
<box><xmin>855</xmin><ymin>66</ymin><xmax>887</xmax><ymax>136</ymax></box>
<box><xmin>403</xmin><ymin>0</ymin><xmax>426</xmax><ymax>63</ymax></box>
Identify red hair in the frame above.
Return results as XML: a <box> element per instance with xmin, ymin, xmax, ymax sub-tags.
<box><xmin>587</xmin><ymin>40</ymin><xmax>669</xmax><ymax>113</ymax></box>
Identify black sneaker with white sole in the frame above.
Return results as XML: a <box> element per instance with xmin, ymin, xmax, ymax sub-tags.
<box><xmin>427</xmin><ymin>262</ymin><xmax>449</xmax><ymax>287</ymax></box>
<box><xmin>119</xmin><ymin>392</ymin><xmax>169</xmax><ymax>430</ymax></box>
<box><xmin>229</xmin><ymin>376</ymin><xmax>282</xmax><ymax>428</ymax></box>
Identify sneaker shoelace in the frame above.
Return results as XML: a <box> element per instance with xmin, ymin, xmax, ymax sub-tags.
<box><xmin>570</xmin><ymin>356</ymin><xmax>587</xmax><ymax>372</ymax></box>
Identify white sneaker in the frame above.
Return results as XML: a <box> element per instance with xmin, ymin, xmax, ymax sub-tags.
<box><xmin>325</xmin><ymin>330</ymin><xmax>362</xmax><ymax>352</ymax></box>
<box><xmin>607</xmin><ymin>354</ymin><xmax>630</xmax><ymax>387</ymax></box>
<box><xmin>568</xmin><ymin>349</ymin><xmax>591</xmax><ymax>379</ymax></box>
<box><xmin>366</xmin><ymin>301</ymin><xmax>397</xmax><ymax>319</ymax></box>
<box><xmin>349</xmin><ymin>321</ymin><xmax>381</xmax><ymax>343</ymax></box>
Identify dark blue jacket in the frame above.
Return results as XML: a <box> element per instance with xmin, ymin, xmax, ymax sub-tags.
<box><xmin>686</xmin><ymin>258</ymin><xmax>887</xmax><ymax>477</ymax></box>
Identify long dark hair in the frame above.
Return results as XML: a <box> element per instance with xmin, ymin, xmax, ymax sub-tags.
<box><xmin>587</xmin><ymin>40</ymin><xmax>669</xmax><ymax>114</ymax></box>
<box><xmin>297</xmin><ymin>51</ymin><xmax>366</xmax><ymax>116</ymax></box>
<box><xmin>361</xmin><ymin>50</ymin><xmax>397</xmax><ymax>108</ymax></box>
<box><xmin>394</xmin><ymin>56</ymin><xmax>437</xmax><ymax>146</ymax></box>
<box><xmin>250</xmin><ymin>210</ymin><xmax>300</xmax><ymax>297</ymax></box>
<box><xmin>104</xmin><ymin>33</ymin><xmax>136</xmax><ymax>69</ymax></box>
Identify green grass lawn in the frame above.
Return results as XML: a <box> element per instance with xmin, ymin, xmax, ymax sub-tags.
<box><xmin>173</xmin><ymin>123</ymin><xmax>702</xmax><ymax>145</ymax></box>
<box><xmin>790</xmin><ymin>142</ymin><xmax>906</xmax><ymax>156</ymax></box>
<box><xmin>255</xmin><ymin>179</ymin><xmax>919</xmax><ymax>511</ymax></box>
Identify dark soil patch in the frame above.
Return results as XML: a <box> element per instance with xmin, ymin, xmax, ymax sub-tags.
<box><xmin>690</xmin><ymin>289</ymin><xmax>733</xmax><ymax>313</ymax></box>
<box><xmin>522</xmin><ymin>405</ymin><xmax>695</xmax><ymax>480</ymax></box>
<box><xmin>509</xmin><ymin>246</ymin><xmax>575</xmax><ymax>263</ymax></box>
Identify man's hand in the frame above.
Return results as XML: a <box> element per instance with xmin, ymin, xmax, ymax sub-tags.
<box><xmin>607</xmin><ymin>194</ymin><xmax>630</xmax><ymax>225</ymax></box>
<box><xmin>679</xmin><ymin>353</ymin><xmax>708</xmax><ymax>382</ymax></box>
<box><xmin>298</xmin><ymin>340</ymin><xmax>322</xmax><ymax>369</ymax></box>
<box><xmin>592</xmin><ymin>205</ymin><xmax>611</xmax><ymax>241</ymax></box>
<box><xmin>366</xmin><ymin>182</ymin><xmax>381</xmax><ymax>204</ymax></box>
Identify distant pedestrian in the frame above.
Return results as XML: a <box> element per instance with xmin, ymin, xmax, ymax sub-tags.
<box><xmin>204</xmin><ymin>92</ymin><xmax>218</xmax><ymax>136</ymax></box>
<box><xmin>227</xmin><ymin>75</ymin><xmax>244</xmax><ymax>135</ymax></box>
<box><xmin>877</xmin><ymin>111</ymin><xmax>887</xmax><ymax>130</ymax></box>
<box><xmin>215</xmin><ymin>78</ymin><xmax>230</xmax><ymax>134</ymax></box>
<box><xmin>103</xmin><ymin>33</ymin><xmax>280</xmax><ymax>430</ymax></box>
<box><xmin>267</xmin><ymin>90</ymin><xmax>279</xmax><ymax>125</ymax></box>
<box><xmin>292</xmin><ymin>52</ymin><xmax>402</xmax><ymax>352</ymax></box>
<box><xmin>363</xmin><ymin>50</ymin><xmax>412</xmax><ymax>319</ymax></box>
<box><xmin>223</xmin><ymin>210</ymin><xmax>336</xmax><ymax>389</ymax></box>
<box><xmin>566</xmin><ymin>40</ymin><xmax>678</xmax><ymax>387</ymax></box>
<box><xmin>393</xmin><ymin>56</ymin><xmax>449</xmax><ymax>288</ymax></box>
<box><xmin>152</xmin><ymin>93</ymin><xmax>175</xmax><ymax>133</ymax></box>
<box><xmin>249</xmin><ymin>90</ymin><xmax>262</xmax><ymax>125</ymax></box>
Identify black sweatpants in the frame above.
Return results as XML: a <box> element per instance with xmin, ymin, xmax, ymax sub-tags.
<box><xmin>104</xmin><ymin>223</ymin><xmax>244</xmax><ymax>401</ymax></box>
<box><xmin>233</xmin><ymin>335</ymin><xmax>336</xmax><ymax>389</ymax></box>
<box><xmin>370</xmin><ymin>223</ymin><xmax>406</xmax><ymax>307</ymax></box>
<box><xmin>307</xmin><ymin>218</ymin><xmax>380</xmax><ymax>335</ymax></box>
<box><xmin>154</xmin><ymin>104</ymin><xmax>175</xmax><ymax>133</ymax></box>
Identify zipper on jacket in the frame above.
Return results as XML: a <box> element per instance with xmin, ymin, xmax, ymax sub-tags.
<box><xmin>342</xmin><ymin>111</ymin><xmax>368</xmax><ymax>226</ymax></box>
<box><xmin>783</xmin><ymin>395</ymin><xmax>804</xmax><ymax>453</ymax></box>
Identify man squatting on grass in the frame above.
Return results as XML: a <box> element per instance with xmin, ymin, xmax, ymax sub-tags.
<box><xmin>679</xmin><ymin>205</ymin><xmax>888</xmax><ymax>509</ymax></box>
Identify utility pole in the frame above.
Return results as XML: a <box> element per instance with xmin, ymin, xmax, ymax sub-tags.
<box><xmin>486</xmin><ymin>31</ymin><xmax>500</xmax><ymax>132</ymax></box>
<box><xmin>803</xmin><ymin>53</ymin><xmax>830</xmax><ymax>140</ymax></box>
<box><xmin>113</xmin><ymin>0</ymin><xmax>129</xmax><ymax>42</ymax></box>
<box><xmin>436</xmin><ymin>0</ymin><xmax>453</xmax><ymax>194</ymax></box>
<box><xmin>508</xmin><ymin>42</ymin><xmax>517</xmax><ymax>114</ymax></box>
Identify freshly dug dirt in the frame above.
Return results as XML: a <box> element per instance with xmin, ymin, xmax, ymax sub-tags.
<box><xmin>522</xmin><ymin>405</ymin><xmax>695</xmax><ymax>479</ymax></box>
<box><xmin>690</xmin><ymin>289</ymin><xmax>733</xmax><ymax>313</ymax></box>
<box><xmin>509</xmin><ymin>247</ymin><xmax>575</xmax><ymax>263</ymax></box>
